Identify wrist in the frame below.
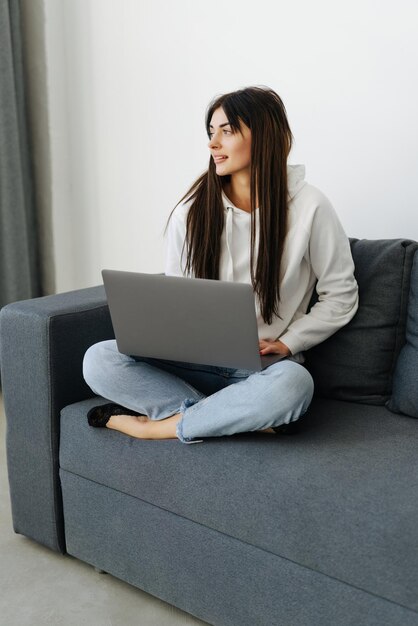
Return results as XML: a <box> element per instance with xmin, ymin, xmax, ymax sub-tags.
<box><xmin>276</xmin><ymin>340</ymin><xmax>291</xmax><ymax>356</ymax></box>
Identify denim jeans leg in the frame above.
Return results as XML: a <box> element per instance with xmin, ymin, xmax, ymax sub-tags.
<box><xmin>177</xmin><ymin>359</ymin><xmax>314</xmax><ymax>442</ymax></box>
<box><xmin>82</xmin><ymin>340</ymin><xmax>207</xmax><ymax>422</ymax></box>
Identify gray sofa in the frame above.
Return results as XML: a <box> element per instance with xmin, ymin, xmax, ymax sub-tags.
<box><xmin>1</xmin><ymin>238</ymin><xmax>418</xmax><ymax>626</ymax></box>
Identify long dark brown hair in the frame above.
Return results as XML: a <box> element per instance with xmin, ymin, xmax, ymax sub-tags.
<box><xmin>164</xmin><ymin>85</ymin><xmax>294</xmax><ymax>325</ymax></box>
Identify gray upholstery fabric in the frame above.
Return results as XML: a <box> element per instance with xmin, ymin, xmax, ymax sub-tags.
<box><xmin>60</xmin><ymin>468</ymin><xmax>418</xmax><ymax>626</ymax></box>
<box><xmin>60</xmin><ymin>396</ymin><xmax>418</xmax><ymax>615</ymax></box>
<box><xmin>306</xmin><ymin>239</ymin><xmax>418</xmax><ymax>405</ymax></box>
<box><xmin>0</xmin><ymin>285</ymin><xmax>113</xmax><ymax>552</ymax></box>
<box><xmin>388</xmin><ymin>250</ymin><xmax>418</xmax><ymax>417</ymax></box>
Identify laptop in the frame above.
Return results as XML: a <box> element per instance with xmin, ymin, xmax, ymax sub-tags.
<box><xmin>102</xmin><ymin>270</ymin><xmax>286</xmax><ymax>372</ymax></box>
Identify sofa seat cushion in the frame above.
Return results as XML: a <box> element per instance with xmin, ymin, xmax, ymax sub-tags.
<box><xmin>59</xmin><ymin>396</ymin><xmax>418</xmax><ymax>612</ymax></box>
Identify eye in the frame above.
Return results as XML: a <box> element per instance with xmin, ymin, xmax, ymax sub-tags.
<box><xmin>208</xmin><ymin>129</ymin><xmax>232</xmax><ymax>138</ymax></box>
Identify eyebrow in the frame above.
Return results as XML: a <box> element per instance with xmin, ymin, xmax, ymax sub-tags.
<box><xmin>209</xmin><ymin>122</ymin><xmax>231</xmax><ymax>129</ymax></box>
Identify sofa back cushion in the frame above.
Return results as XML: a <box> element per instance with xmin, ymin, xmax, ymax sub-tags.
<box><xmin>305</xmin><ymin>239</ymin><xmax>418</xmax><ymax>406</ymax></box>
<box><xmin>387</xmin><ymin>250</ymin><xmax>418</xmax><ymax>417</ymax></box>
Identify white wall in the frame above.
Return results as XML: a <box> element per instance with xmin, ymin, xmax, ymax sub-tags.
<box><xmin>40</xmin><ymin>0</ymin><xmax>418</xmax><ymax>293</ymax></box>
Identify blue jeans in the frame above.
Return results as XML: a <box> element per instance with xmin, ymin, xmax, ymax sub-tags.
<box><xmin>82</xmin><ymin>340</ymin><xmax>314</xmax><ymax>444</ymax></box>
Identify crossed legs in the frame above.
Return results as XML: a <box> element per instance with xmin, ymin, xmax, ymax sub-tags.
<box><xmin>83</xmin><ymin>340</ymin><xmax>313</xmax><ymax>443</ymax></box>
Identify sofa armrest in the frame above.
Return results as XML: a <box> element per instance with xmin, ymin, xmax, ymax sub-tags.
<box><xmin>0</xmin><ymin>285</ymin><xmax>114</xmax><ymax>553</ymax></box>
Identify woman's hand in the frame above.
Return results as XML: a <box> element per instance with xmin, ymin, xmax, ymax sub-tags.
<box><xmin>259</xmin><ymin>339</ymin><xmax>292</xmax><ymax>357</ymax></box>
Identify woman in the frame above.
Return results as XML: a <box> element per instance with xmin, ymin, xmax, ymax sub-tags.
<box><xmin>83</xmin><ymin>85</ymin><xmax>359</xmax><ymax>444</ymax></box>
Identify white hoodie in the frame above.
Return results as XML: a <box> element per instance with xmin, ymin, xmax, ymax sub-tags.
<box><xmin>164</xmin><ymin>164</ymin><xmax>359</xmax><ymax>361</ymax></box>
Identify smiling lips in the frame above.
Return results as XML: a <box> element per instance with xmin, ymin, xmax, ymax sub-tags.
<box><xmin>214</xmin><ymin>156</ymin><xmax>228</xmax><ymax>163</ymax></box>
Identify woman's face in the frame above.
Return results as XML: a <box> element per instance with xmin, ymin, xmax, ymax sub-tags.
<box><xmin>208</xmin><ymin>107</ymin><xmax>252</xmax><ymax>177</ymax></box>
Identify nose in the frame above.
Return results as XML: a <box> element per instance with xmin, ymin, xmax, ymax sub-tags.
<box><xmin>208</xmin><ymin>130</ymin><xmax>221</xmax><ymax>149</ymax></box>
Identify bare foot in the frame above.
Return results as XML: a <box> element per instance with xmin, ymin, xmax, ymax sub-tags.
<box><xmin>107</xmin><ymin>413</ymin><xmax>150</xmax><ymax>429</ymax></box>
<box><xmin>258</xmin><ymin>427</ymin><xmax>276</xmax><ymax>434</ymax></box>
<box><xmin>105</xmin><ymin>412</ymin><xmax>181</xmax><ymax>440</ymax></box>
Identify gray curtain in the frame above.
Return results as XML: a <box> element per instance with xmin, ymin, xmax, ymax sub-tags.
<box><xmin>0</xmin><ymin>0</ymin><xmax>42</xmax><ymax>308</ymax></box>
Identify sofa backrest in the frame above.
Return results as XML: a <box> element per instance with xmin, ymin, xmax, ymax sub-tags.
<box><xmin>387</xmin><ymin>249</ymin><xmax>418</xmax><ymax>418</ymax></box>
<box><xmin>305</xmin><ymin>239</ymin><xmax>418</xmax><ymax>418</ymax></box>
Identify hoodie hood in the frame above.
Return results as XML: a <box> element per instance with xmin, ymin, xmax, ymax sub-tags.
<box><xmin>287</xmin><ymin>164</ymin><xmax>306</xmax><ymax>200</ymax></box>
<box><xmin>220</xmin><ymin>164</ymin><xmax>306</xmax><ymax>281</ymax></box>
<box><xmin>221</xmin><ymin>163</ymin><xmax>306</xmax><ymax>213</ymax></box>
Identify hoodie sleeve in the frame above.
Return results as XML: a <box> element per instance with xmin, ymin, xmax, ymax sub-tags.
<box><xmin>278</xmin><ymin>198</ymin><xmax>359</xmax><ymax>355</ymax></box>
<box><xmin>164</xmin><ymin>205</ymin><xmax>190</xmax><ymax>277</ymax></box>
